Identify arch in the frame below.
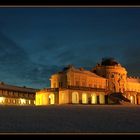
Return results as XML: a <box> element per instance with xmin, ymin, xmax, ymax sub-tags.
<box><xmin>91</xmin><ymin>93</ymin><xmax>97</xmax><ymax>104</ymax></box>
<box><xmin>82</xmin><ymin>93</ymin><xmax>88</xmax><ymax>104</ymax></box>
<box><xmin>49</xmin><ymin>93</ymin><xmax>55</xmax><ymax>104</ymax></box>
<box><xmin>130</xmin><ymin>95</ymin><xmax>135</xmax><ymax>104</ymax></box>
<box><xmin>99</xmin><ymin>94</ymin><xmax>105</xmax><ymax>104</ymax></box>
<box><xmin>72</xmin><ymin>92</ymin><xmax>79</xmax><ymax>104</ymax></box>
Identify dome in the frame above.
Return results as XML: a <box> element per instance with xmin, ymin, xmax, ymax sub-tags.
<box><xmin>101</xmin><ymin>57</ymin><xmax>119</xmax><ymax>66</ymax></box>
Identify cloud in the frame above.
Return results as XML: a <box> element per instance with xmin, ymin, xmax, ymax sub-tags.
<box><xmin>0</xmin><ymin>31</ymin><xmax>30</xmax><ymax>77</ymax></box>
<box><xmin>0</xmin><ymin>32</ymin><xmax>63</xmax><ymax>88</ymax></box>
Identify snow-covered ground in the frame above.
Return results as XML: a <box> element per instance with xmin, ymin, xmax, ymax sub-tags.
<box><xmin>0</xmin><ymin>105</ymin><xmax>140</xmax><ymax>134</ymax></box>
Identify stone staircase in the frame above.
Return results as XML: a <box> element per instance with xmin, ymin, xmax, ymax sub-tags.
<box><xmin>120</xmin><ymin>101</ymin><xmax>134</xmax><ymax>105</ymax></box>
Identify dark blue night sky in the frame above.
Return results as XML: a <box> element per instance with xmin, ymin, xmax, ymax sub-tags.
<box><xmin>0</xmin><ymin>7</ymin><xmax>140</xmax><ymax>88</ymax></box>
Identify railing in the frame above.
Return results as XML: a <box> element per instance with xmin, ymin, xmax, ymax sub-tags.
<box><xmin>43</xmin><ymin>88</ymin><xmax>59</xmax><ymax>92</ymax></box>
<box><xmin>67</xmin><ymin>85</ymin><xmax>106</xmax><ymax>91</ymax></box>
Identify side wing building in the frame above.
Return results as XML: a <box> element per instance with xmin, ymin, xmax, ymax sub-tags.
<box><xmin>0</xmin><ymin>82</ymin><xmax>36</xmax><ymax>105</ymax></box>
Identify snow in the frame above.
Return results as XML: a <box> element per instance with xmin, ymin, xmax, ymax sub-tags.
<box><xmin>0</xmin><ymin>105</ymin><xmax>140</xmax><ymax>134</ymax></box>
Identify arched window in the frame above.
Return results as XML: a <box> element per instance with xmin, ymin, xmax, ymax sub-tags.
<box><xmin>82</xmin><ymin>93</ymin><xmax>88</xmax><ymax>104</ymax></box>
<box><xmin>72</xmin><ymin>92</ymin><xmax>79</xmax><ymax>104</ymax></box>
<box><xmin>49</xmin><ymin>94</ymin><xmax>55</xmax><ymax>104</ymax></box>
<box><xmin>91</xmin><ymin>93</ymin><xmax>97</xmax><ymax>104</ymax></box>
<box><xmin>130</xmin><ymin>95</ymin><xmax>135</xmax><ymax>104</ymax></box>
<box><xmin>99</xmin><ymin>94</ymin><xmax>105</xmax><ymax>104</ymax></box>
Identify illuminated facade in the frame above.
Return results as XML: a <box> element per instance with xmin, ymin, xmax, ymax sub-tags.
<box><xmin>36</xmin><ymin>58</ymin><xmax>140</xmax><ymax>105</ymax></box>
<box><xmin>0</xmin><ymin>82</ymin><xmax>36</xmax><ymax>105</ymax></box>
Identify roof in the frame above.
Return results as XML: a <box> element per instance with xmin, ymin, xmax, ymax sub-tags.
<box><xmin>82</xmin><ymin>70</ymin><xmax>105</xmax><ymax>78</ymax></box>
<box><xmin>101</xmin><ymin>58</ymin><xmax>120</xmax><ymax>66</ymax></box>
<box><xmin>66</xmin><ymin>66</ymin><xmax>106</xmax><ymax>79</ymax></box>
<box><xmin>127</xmin><ymin>78</ymin><xmax>140</xmax><ymax>83</ymax></box>
<box><xmin>54</xmin><ymin>65</ymin><xmax>107</xmax><ymax>80</ymax></box>
<box><xmin>0</xmin><ymin>82</ymin><xmax>37</xmax><ymax>93</ymax></box>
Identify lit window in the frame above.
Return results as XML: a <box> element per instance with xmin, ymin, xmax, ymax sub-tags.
<box><xmin>82</xmin><ymin>93</ymin><xmax>87</xmax><ymax>104</ymax></box>
<box><xmin>20</xmin><ymin>98</ymin><xmax>26</xmax><ymax>104</ymax></box>
<box><xmin>8</xmin><ymin>99</ymin><xmax>11</xmax><ymax>103</ymax></box>
<box><xmin>18</xmin><ymin>100</ymin><xmax>21</xmax><ymax>104</ymax></box>
<box><xmin>49</xmin><ymin>94</ymin><xmax>55</xmax><ymax>104</ymax></box>
<box><xmin>26</xmin><ymin>100</ymin><xmax>29</xmax><ymax>104</ymax></box>
<box><xmin>0</xmin><ymin>97</ymin><xmax>5</xmax><ymax>104</ymax></box>
<box><xmin>12</xmin><ymin>99</ymin><xmax>16</xmax><ymax>104</ymax></box>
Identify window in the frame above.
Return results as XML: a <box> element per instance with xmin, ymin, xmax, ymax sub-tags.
<box><xmin>59</xmin><ymin>82</ymin><xmax>63</xmax><ymax>87</ymax></box>
<box><xmin>5</xmin><ymin>98</ymin><xmax>8</xmax><ymax>103</ymax></box>
<box><xmin>82</xmin><ymin>93</ymin><xmax>88</xmax><ymax>104</ymax></box>
<box><xmin>18</xmin><ymin>100</ymin><xmax>21</xmax><ymax>104</ymax></box>
<box><xmin>82</xmin><ymin>82</ymin><xmax>85</xmax><ymax>87</ymax></box>
<box><xmin>12</xmin><ymin>99</ymin><xmax>16</xmax><ymax>104</ymax></box>
<box><xmin>3</xmin><ymin>90</ymin><xmax>8</xmax><ymax>96</ymax></box>
<box><xmin>76</xmin><ymin>81</ymin><xmax>80</xmax><ymax>86</ymax></box>
<box><xmin>26</xmin><ymin>100</ymin><xmax>29</xmax><ymax>104</ymax></box>
<box><xmin>111</xmin><ymin>74</ymin><xmax>114</xmax><ymax>78</ymax></box>
<box><xmin>0</xmin><ymin>90</ymin><xmax>2</xmax><ymax>96</ymax></box>
<box><xmin>8</xmin><ymin>99</ymin><xmax>11</xmax><ymax>104</ymax></box>
<box><xmin>89</xmin><ymin>84</ymin><xmax>92</xmax><ymax>87</ymax></box>
<box><xmin>53</xmin><ymin>83</ymin><xmax>56</xmax><ymax>88</ymax></box>
<box><xmin>67</xmin><ymin>81</ymin><xmax>70</xmax><ymax>86</ymax></box>
<box><xmin>20</xmin><ymin>99</ymin><xmax>26</xmax><ymax>104</ymax></box>
<box><xmin>0</xmin><ymin>97</ymin><xmax>5</xmax><ymax>104</ymax></box>
<box><xmin>9</xmin><ymin>91</ymin><xmax>13</xmax><ymax>96</ymax></box>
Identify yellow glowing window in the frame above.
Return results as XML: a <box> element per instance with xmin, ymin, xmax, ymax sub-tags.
<box><xmin>49</xmin><ymin>94</ymin><xmax>55</xmax><ymax>104</ymax></box>
<box><xmin>11</xmin><ymin>99</ymin><xmax>15</xmax><ymax>104</ymax></box>
<box><xmin>20</xmin><ymin>98</ymin><xmax>26</xmax><ymax>104</ymax></box>
<box><xmin>82</xmin><ymin>93</ymin><xmax>87</xmax><ymax>104</ymax></box>
<box><xmin>91</xmin><ymin>94</ymin><xmax>97</xmax><ymax>104</ymax></box>
<box><xmin>0</xmin><ymin>97</ymin><xmax>5</xmax><ymax>103</ymax></box>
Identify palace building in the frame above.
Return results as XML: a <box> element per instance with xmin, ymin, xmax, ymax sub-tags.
<box><xmin>35</xmin><ymin>58</ymin><xmax>140</xmax><ymax>105</ymax></box>
<box><xmin>0</xmin><ymin>82</ymin><xmax>36</xmax><ymax>105</ymax></box>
